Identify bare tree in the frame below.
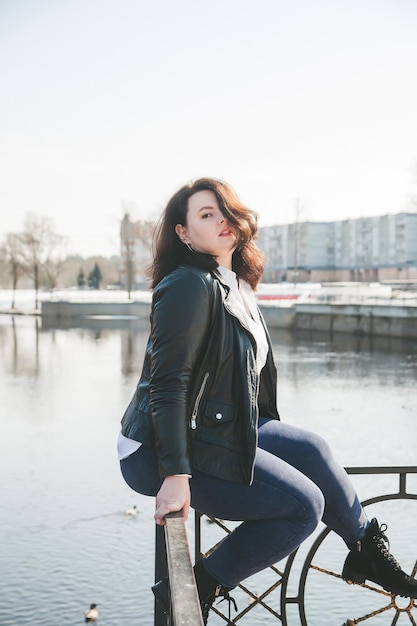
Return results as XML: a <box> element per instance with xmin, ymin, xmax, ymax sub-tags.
<box><xmin>2</xmin><ymin>233</ymin><xmax>25</xmax><ymax>309</ymax></box>
<box><xmin>120</xmin><ymin>211</ymin><xmax>135</xmax><ymax>299</ymax></box>
<box><xmin>19</xmin><ymin>213</ymin><xmax>64</xmax><ymax>310</ymax></box>
<box><xmin>43</xmin><ymin>256</ymin><xmax>65</xmax><ymax>292</ymax></box>
<box><xmin>134</xmin><ymin>220</ymin><xmax>155</xmax><ymax>252</ymax></box>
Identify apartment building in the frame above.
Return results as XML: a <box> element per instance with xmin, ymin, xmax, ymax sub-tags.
<box><xmin>258</xmin><ymin>213</ymin><xmax>417</xmax><ymax>283</ymax></box>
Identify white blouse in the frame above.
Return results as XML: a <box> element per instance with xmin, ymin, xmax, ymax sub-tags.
<box><xmin>217</xmin><ymin>266</ymin><xmax>268</xmax><ymax>374</ymax></box>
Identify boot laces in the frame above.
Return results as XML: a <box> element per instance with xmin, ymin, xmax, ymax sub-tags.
<box><xmin>200</xmin><ymin>585</ymin><xmax>238</xmax><ymax>623</ymax></box>
<box><xmin>200</xmin><ymin>586</ymin><xmax>237</xmax><ymax>624</ymax></box>
<box><xmin>373</xmin><ymin>523</ymin><xmax>401</xmax><ymax>571</ymax></box>
<box><xmin>216</xmin><ymin>588</ymin><xmax>238</xmax><ymax>621</ymax></box>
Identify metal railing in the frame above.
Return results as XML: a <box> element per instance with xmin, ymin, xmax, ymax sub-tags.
<box><xmin>155</xmin><ymin>511</ymin><xmax>204</xmax><ymax>626</ymax></box>
<box><xmin>155</xmin><ymin>466</ymin><xmax>417</xmax><ymax>625</ymax></box>
<box><xmin>308</xmin><ymin>296</ymin><xmax>417</xmax><ymax>307</ymax></box>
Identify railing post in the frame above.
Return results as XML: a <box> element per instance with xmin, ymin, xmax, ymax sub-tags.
<box><xmin>194</xmin><ymin>510</ymin><xmax>202</xmax><ymax>563</ymax></box>
<box><xmin>154</xmin><ymin>522</ymin><xmax>168</xmax><ymax>626</ymax></box>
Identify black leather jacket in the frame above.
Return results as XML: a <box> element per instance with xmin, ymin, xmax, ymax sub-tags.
<box><xmin>121</xmin><ymin>265</ymin><xmax>280</xmax><ymax>485</ymax></box>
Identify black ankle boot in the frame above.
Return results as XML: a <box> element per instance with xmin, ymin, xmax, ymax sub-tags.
<box><xmin>152</xmin><ymin>559</ymin><xmax>237</xmax><ymax>625</ymax></box>
<box><xmin>193</xmin><ymin>559</ymin><xmax>237</xmax><ymax>624</ymax></box>
<box><xmin>152</xmin><ymin>577</ymin><xmax>171</xmax><ymax>621</ymax></box>
<box><xmin>342</xmin><ymin>518</ymin><xmax>417</xmax><ymax>598</ymax></box>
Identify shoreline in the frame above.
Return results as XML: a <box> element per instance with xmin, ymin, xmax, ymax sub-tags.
<box><xmin>1</xmin><ymin>286</ymin><xmax>416</xmax><ymax>338</ymax></box>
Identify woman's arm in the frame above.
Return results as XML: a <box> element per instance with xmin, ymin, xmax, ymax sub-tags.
<box><xmin>150</xmin><ymin>268</ymin><xmax>213</xmax><ymax>477</ymax></box>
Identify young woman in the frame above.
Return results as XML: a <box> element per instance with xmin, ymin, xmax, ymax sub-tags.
<box><xmin>118</xmin><ymin>177</ymin><xmax>417</xmax><ymax>623</ymax></box>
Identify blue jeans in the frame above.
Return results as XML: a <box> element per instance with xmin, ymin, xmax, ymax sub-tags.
<box><xmin>120</xmin><ymin>418</ymin><xmax>368</xmax><ymax>588</ymax></box>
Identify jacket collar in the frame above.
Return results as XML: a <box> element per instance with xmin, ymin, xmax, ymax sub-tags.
<box><xmin>212</xmin><ymin>269</ymin><xmax>254</xmax><ymax>335</ymax></box>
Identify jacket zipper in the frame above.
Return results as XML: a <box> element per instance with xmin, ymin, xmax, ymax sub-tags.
<box><xmin>249</xmin><ymin>419</ymin><xmax>258</xmax><ymax>485</ymax></box>
<box><xmin>190</xmin><ymin>372</ymin><xmax>209</xmax><ymax>429</ymax></box>
<box><xmin>224</xmin><ymin>293</ymin><xmax>260</xmax><ymax>484</ymax></box>
<box><xmin>249</xmin><ymin>384</ymin><xmax>261</xmax><ymax>485</ymax></box>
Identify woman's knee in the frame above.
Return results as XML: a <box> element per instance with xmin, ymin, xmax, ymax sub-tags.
<box><xmin>302</xmin><ymin>482</ymin><xmax>325</xmax><ymax>530</ymax></box>
<box><xmin>258</xmin><ymin>419</ymin><xmax>334</xmax><ymax>470</ymax></box>
<box><xmin>298</xmin><ymin>430</ymin><xmax>334</xmax><ymax>469</ymax></box>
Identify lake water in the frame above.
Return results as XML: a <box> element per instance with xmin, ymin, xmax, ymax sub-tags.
<box><xmin>1</xmin><ymin>309</ymin><xmax>416</xmax><ymax>626</ymax></box>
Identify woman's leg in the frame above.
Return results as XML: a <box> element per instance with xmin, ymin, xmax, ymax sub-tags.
<box><xmin>191</xmin><ymin>447</ymin><xmax>325</xmax><ymax>588</ymax></box>
<box><xmin>121</xmin><ymin>441</ymin><xmax>325</xmax><ymax>589</ymax></box>
<box><xmin>122</xmin><ymin>426</ymin><xmax>417</xmax><ymax>600</ymax></box>
<box><xmin>257</xmin><ymin>417</ymin><xmax>368</xmax><ymax>543</ymax></box>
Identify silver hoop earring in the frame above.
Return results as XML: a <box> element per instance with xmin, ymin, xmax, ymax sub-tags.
<box><xmin>184</xmin><ymin>241</ymin><xmax>195</xmax><ymax>252</ymax></box>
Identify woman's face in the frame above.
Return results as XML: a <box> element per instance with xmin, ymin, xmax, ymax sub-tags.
<box><xmin>175</xmin><ymin>190</ymin><xmax>237</xmax><ymax>268</ymax></box>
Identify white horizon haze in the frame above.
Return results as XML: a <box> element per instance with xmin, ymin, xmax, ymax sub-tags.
<box><xmin>1</xmin><ymin>0</ymin><xmax>417</xmax><ymax>258</ymax></box>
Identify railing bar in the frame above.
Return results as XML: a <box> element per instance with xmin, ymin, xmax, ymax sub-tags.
<box><xmin>165</xmin><ymin>511</ymin><xmax>204</xmax><ymax>626</ymax></box>
<box><xmin>285</xmin><ymin>596</ymin><xmax>302</xmax><ymax>604</ymax></box>
<box><xmin>234</xmin><ymin>584</ymin><xmax>283</xmax><ymax>620</ymax></box>
<box><xmin>399</xmin><ymin>472</ymin><xmax>407</xmax><ymax>494</ymax></box>
<box><xmin>233</xmin><ymin>601</ymin><xmax>282</xmax><ymax>621</ymax></box>
<box><xmin>239</xmin><ymin>579</ymin><xmax>282</xmax><ymax>601</ymax></box>
<box><xmin>345</xmin><ymin>466</ymin><xmax>417</xmax><ymax>474</ymax></box>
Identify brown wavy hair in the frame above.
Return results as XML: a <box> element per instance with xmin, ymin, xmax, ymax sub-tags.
<box><xmin>148</xmin><ymin>177</ymin><xmax>265</xmax><ymax>289</ymax></box>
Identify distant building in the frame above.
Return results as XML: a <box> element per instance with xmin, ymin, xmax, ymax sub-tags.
<box><xmin>258</xmin><ymin>213</ymin><xmax>417</xmax><ymax>283</ymax></box>
<box><xmin>120</xmin><ymin>214</ymin><xmax>155</xmax><ymax>289</ymax></box>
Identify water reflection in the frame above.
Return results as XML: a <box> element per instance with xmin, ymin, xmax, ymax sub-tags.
<box><xmin>120</xmin><ymin>325</ymin><xmax>150</xmax><ymax>377</ymax></box>
<box><xmin>0</xmin><ymin>314</ymin><xmax>416</xmax><ymax>626</ymax></box>
<box><xmin>1</xmin><ymin>315</ymin><xmax>416</xmax><ymax>385</ymax></box>
<box><xmin>0</xmin><ymin>315</ymin><xmax>43</xmax><ymax>378</ymax></box>
<box><xmin>269</xmin><ymin>326</ymin><xmax>417</xmax><ymax>356</ymax></box>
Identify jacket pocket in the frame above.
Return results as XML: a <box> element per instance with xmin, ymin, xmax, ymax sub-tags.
<box><xmin>203</xmin><ymin>399</ymin><xmax>235</xmax><ymax>425</ymax></box>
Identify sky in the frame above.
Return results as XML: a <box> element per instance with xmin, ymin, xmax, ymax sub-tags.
<box><xmin>1</xmin><ymin>0</ymin><xmax>417</xmax><ymax>258</ymax></box>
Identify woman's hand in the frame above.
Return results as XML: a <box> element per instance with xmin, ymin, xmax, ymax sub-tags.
<box><xmin>154</xmin><ymin>475</ymin><xmax>191</xmax><ymax>526</ymax></box>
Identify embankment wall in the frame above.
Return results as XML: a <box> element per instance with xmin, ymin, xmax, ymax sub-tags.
<box><xmin>41</xmin><ymin>300</ymin><xmax>417</xmax><ymax>338</ymax></box>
